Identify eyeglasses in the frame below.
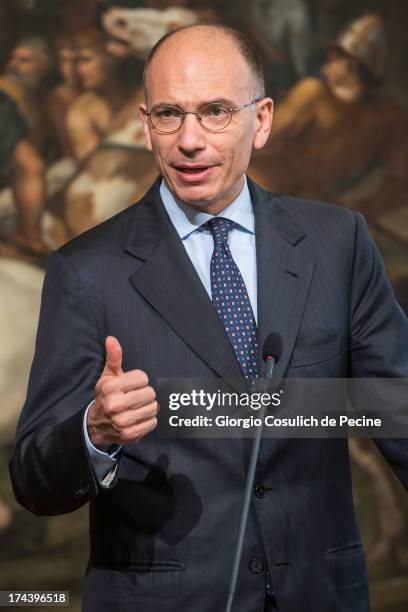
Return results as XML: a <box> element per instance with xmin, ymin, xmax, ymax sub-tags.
<box><xmin>146</xmin><ymin>98</ymin><xmax>262</xmax><ymax>134</ymax></box>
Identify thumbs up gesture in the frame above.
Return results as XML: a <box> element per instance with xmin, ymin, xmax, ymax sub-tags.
<box><xmin>87</xmin><ymin>336</ymin><xmax>158</xmax><ymax>449</ymax></box>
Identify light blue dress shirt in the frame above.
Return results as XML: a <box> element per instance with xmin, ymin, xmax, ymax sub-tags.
<box><xmin>84</xmin><ymin>176</ymin><xmax>257</xmax><ymax>485</ymax></box>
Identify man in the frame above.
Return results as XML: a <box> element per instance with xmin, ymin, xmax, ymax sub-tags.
<box><xmin>9</xmin><ymin>24</ymin><xmax>408</xmax><ymax>612</ymax></box>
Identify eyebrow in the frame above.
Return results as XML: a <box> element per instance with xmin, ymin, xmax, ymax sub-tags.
<box><xmin>151</xmin><ymin>97</ymin><xmax>237</xmax><ymax>108</ymax></box>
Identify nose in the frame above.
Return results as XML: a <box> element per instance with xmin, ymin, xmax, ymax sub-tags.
<box><xmin>176</xmin><ymin>112</ymin><xmax>206</xmax><ymax>155</ymax></box>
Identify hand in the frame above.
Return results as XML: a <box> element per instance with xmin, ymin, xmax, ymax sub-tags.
<box><xmin>87</xmin><ymin>336</ymin><xmax>158</xmax><ymax>450</ymax></box>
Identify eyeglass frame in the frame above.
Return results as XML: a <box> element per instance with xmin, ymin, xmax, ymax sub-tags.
<box><xmin>145</xmin><ymin>98</ymin><xmax>263</xmax><ymax>134</ymax></box>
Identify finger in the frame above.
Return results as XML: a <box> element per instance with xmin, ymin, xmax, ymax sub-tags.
<box><xmin>103</xmin><ymin>387</ymin><xmax>156</xmax><ymax>416</ymax></box>
<box><xmin>117</xmin><ymin>369</ymin><xmax>150</xmax><ymax>392</ymax></box>
<box><xmin>120</xmin><ymin>417</ymin><xmax>158</xmax><ymax>444</ymax></box>
<box><xmin>113</xmin><ymin>401</ymin><xmax>158</xmax><ymax>428</ymax></box>
<box><xmin>104</xmin><ymin>336</ymin><xmax>123</xmax><ymax>375</ymax></box>
<box><xmin>122</xmin><ymin>386</ymin><xmax>156</xmax><ymax>408</ymax></box>
<box><xmin>95</xmin><ymin>369</ymin><xmax>150</xmax><ymax>397</ymax></box>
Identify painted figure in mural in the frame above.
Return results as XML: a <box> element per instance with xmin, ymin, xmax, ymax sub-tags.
<box><xmin>0</xmin><ymin>36</ymin><xmax>56</xmax><ymax>257</ymax></box>
<box><xmin>59</xmin><ymin>27</ymin><xmax>153</xmax><ymax>239</ymax></box>
<box><xmin>0</xmin><ymin>89</ymin><xmax>48</xmax><ymax>258</ymax></box>
<box><xmin>66</xmin><ymin>28</ymin><xmax>130</xmax><ymax>162</ymax></box>
<box><xmin>46</xmin><ymin>35</ymin><xmax>80</xmax><ymax>159</ymax></box>
<box><xmin>252</xmin><ymin>14</ymin><xmax>408</xmax><ymax>224</ymax></box>
<box><xmin>0</xmin><ymin>36</ymin><xmax>54</xmax><ymax>156</ymax></box>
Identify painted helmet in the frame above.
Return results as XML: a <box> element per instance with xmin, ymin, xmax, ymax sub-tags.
<box><xmin>333</xmin><ymin>13</ymin><xmax>387</xmax><ymax>81</ymax></box>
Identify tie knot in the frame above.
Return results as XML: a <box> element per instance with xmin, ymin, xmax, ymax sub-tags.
<box><xmin>204</xmin><ymin>217</ymin><xmax>234</xmax><ymax>245</ymax></box>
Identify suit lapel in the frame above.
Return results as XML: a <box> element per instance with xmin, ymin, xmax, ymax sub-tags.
<box><xmin>248</xmin><ymin>179</ymin><xmax>314</xmax><ymax>382</ymax></box>
<box><xmin>124</xmin><ymin>178</ymin><xmax>245</xmax><ymax>390</ymax></box>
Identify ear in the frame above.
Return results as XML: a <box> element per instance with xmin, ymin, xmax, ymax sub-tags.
<box><xmin>139</xmin><ymin>102</ymin><xmax>153</xmax><ymax>152</ymax></box>
<box><xmin>253</xmin><ymin>97</ymin><xmax>273</xmax><ymax>150</ymax></box>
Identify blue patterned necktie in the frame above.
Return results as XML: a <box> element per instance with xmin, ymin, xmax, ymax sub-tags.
<box><xmin>204</xmin><ymin>217</ymin><xmax>259</xmax><ymax>380</ymax></box>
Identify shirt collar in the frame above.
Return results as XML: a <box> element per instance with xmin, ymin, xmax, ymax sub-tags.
<box><xmin>160</xmin><ymin>176</ymin><xmax>254</xmax><ymax>240</ymax></box>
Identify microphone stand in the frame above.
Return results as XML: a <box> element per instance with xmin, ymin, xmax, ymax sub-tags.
<box><xmin>225</xmin><ymin>356</ymin><xmax>276</xmax><ymax>612</ymax></box>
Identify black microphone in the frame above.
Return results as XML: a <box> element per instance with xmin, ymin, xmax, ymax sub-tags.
<box><xmin>262</xmin><ymin>332</ymin><xmax>283</xmax><ymax>380</ymax></box>
<box><xmin>225</xmin><ymin>333</ymin><xmax>283</xmax><ymax>612</ymax></box>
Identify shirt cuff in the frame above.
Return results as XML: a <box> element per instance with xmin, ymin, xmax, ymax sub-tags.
<box><xmin>83</xmin><ymin>400</ymin><xmax>123</xmax><ymax>485</ymax></box>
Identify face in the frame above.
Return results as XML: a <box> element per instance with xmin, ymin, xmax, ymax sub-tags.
<box><xmin>140</xmin><ymin>32</ymin><xmax>273</xmax><ymax>214</ymax></box>
<box><xmin>322</xmin><ymin>51</ymin><xmax>356</xmax><ymax>90</ymax></box>
<box><xmin>58</xmin><ymin>48</ymin><xmax>77</xmax><ymax>87</ymax></box>
<box><xmin>76</xmin><ymin>48</ymin><xmax>106</xmax><ymax>90</ymax></box>
<box><xmin>8</xmin><ymin>46</ymin><xmax>46</xmax><ymax>86</ymax></box>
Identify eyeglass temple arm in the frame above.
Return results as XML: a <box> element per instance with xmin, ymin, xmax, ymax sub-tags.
<box><xmin>230</xmin><ymin>98</ymin><xmax>262</xmax><ymax>112</ymax></box>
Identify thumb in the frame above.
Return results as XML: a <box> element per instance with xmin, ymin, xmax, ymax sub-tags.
<box><xmin>104</xmin><ymin>335</ymin><xmax>123</xmax><ymax>375</ymax></box>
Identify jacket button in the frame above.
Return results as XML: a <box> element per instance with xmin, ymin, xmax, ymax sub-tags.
<box><xmin>255</xmin><ymin>484</ymin><xmax>267</xmax><ymax>498</ymax></box>
<box><xmin>249</xmin><ymin>557</ymin><xmax>265</xmax><ymax>574</ymax></box>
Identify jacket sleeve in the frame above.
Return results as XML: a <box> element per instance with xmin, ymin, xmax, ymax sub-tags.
<box><xmin>349</xmin><ymin>212</ymin><xmax>408</xmax><ymax>490</ymax></box>
<box><xmin>8</xmin><ymin>249</ymin><xmax>120</xmax><ymax>515</ymax></box>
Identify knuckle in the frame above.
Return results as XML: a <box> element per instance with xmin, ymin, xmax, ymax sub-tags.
<box><xmin>145</xmin><ymin>386</ymin><xmax>156</xmax><ymax>401</ymax></box>
<box><xmin>110</xmin><ymin>416</ymin><xmax>123</xmax><ymax>433</ymax></box>
<box><xmin>122</xmin><ymin>428</ymin><xmax>137</xmax><ymax>444</ymax></box>
<box><xmin>119</xmin><ymin>429</ymin><xmax>130</xmax><ymax>444</ymax></box>
<box><xmin>135</xmin><ymin>370</ymin><xmax>149</xmax><ymax>386</ymax></box>
<box><xmin>105</xmin><ymin>397</ymin><xmax>120</xmax><ymax>415</ymax></box>
<box><xmin>104</xmin><ymin>398</ymin><xmax>113</xmax><ymax>414</ymax></box>
<box><xmin>99</xmin><ymin>380</ymin><xmax>114</xmax><ymax>397</ymax></box>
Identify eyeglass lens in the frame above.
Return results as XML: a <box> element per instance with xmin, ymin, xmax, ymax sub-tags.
<box><xmin>150</xmin><ymin>103</ymin><xmax>232</xmax><ymax>132</ymax></box>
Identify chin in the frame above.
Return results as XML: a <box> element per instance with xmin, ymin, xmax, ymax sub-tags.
<box><xmin>175</xmin><ymin>187</ymin><xmax>215</xmax><ymax>207</ymax></box>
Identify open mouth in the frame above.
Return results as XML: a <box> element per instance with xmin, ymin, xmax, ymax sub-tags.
<box><xmin>176</xmin><ymin>166</ymin><xmax>210</xmax><ymax>174</ymax></box>
<box><xmin>172</xmin><ymin>165</ymin><xmax>215</xmax><ymax>183</ymax></box>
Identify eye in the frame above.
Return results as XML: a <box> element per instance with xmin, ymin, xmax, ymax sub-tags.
<box><xmin>153</xmin><ymin>107</ymin><xmax>182</xmax><ymax>120</ymax></box>
<box><xmin>202</xmin><ymin>104</ymin><xmax>229</xmax><ymax>118</ymax></box>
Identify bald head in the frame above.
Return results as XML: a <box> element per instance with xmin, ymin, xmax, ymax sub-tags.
<box><xmin>143</xmin><ymin>24</ymin><xmax>265</xmax><ymax>103</ymax></box>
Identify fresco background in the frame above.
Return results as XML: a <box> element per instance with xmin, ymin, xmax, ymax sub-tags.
<box><xmin>1</xmin><ymin>1</ymin><xmax>408</xmax><ymax>610</ymax></box>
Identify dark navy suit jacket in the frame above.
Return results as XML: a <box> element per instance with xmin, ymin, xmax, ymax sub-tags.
<box><xmin>9</xmin><ymin>177</ymin><xmax>408</xmax><ymax>611</ymax></box>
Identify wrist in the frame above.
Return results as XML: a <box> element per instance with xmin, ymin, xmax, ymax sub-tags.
<box><xmin>87</xmin><ymin>404</ymin><xmax>110</xmax><ymax>451</ymax></box>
